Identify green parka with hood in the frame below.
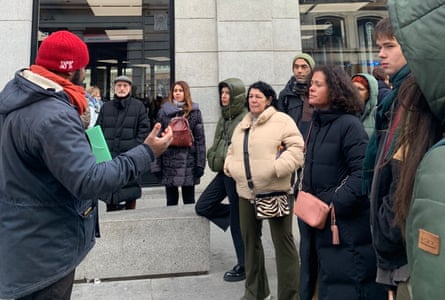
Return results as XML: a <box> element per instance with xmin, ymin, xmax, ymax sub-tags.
<box><xmin>388</xmin><ymin>1</ymin><xmax>445</xmax><ymax>299</ymax></box>
<box><xmin>207</xmin><ymin>78</ymin><xmax>247</xmax><ymax>172</ymax></box>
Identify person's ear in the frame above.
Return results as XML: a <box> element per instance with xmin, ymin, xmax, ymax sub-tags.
<box><xmin>66</xmin><ymin>71</ymin><xmax>75</xmax><ymax>80</ymax></box>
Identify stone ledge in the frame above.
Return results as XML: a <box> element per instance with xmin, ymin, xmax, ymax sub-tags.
<box><xmin>75</xmin><ymin>205</ymin><xmax>210</xmax><ymax>281</ymax></box>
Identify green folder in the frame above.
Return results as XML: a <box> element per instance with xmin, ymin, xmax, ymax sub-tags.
<box><xmin>85</xmin><ymin>125</ymin><xmax>112</xmax><ymax>163</ymax></box>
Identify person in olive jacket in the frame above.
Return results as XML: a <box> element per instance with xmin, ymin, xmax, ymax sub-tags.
<box><xmin>195</xmin><ymin>78</ymin><xmax>247</xmax><ymax>282</ymax></box>
<box><xmin>96</xmin><ymin>75</ymin><xmax>151</xmax><ymax>211</ymax></box>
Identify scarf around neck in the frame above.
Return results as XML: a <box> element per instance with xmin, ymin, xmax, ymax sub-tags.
<box><xmin>30</xmin><ymin>65</ymin><xmax>87</xmax><ymax>116</ymax></box>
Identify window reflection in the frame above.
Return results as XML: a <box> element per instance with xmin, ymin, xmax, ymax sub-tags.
<box><xmin>316</xmin><ymin>17</ymin><xmax>345</xmax><ymax>50</ymax></box>
<box><xmin>38</xmin><ymin>0</ymin><xmax>171</xmax><ymax>102</ymax></box>
<box><xmin>299</xmin><ymin>0</ymin><xmax>387</xmax><ymax>74</ymax></box>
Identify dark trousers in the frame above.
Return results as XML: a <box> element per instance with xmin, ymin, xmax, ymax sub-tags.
<box><xmin>239</xmin><ymin>198</ymin><xmax>299</xmax><ymax>300</ymax></box>
<box><xmin>17</xmin><ymin>269</ymin><xmax>75</xmax><ymax>300</ymax></box>
<box><xmin>195</xmin><ymin>172</ymin><xmax>245</xmax><ymax>267</ymax></box>
<box><xmin>166</xmin><ymin>185</ymin><xmax>195</xmax><ymax>206</ymax></box>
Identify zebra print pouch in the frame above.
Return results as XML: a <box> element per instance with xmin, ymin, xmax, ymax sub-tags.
<box><xmin>253</xmin><ymin>192</ymin><xmax>290</xmax><ymax>219</ymax></box>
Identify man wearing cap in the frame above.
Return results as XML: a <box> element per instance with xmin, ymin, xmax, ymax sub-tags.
<box><xmin>96</xmin><ymin>75</ymin><xmax>151</xmax><ymax>211</ymax></box>
<box><xmin>0</xmin><ymin>30</ymin><xmax>172</xmax><ymax>299</ymax></box>
<box><xmin>277</xmin><ymin>53</ymin><xmax>315</xmax><ymax>137</ymax></box>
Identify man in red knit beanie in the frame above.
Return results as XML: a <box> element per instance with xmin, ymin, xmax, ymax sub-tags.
<box><xmin>0</xmin><ymin>30</ymin><xmax>172</xmax><ymax>300</ymax></box>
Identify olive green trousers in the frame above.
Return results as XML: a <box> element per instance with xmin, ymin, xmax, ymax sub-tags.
<box><xmin>239</xmin><ymin>198</ymin><xmax>300</xmax><ymax>300</ymax></box>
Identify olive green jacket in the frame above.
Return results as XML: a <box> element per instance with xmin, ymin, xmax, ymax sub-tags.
<box><xmin>207</xmin><ymin>78</ymin><xmax>247</xmax><ymax>172</ymax></box>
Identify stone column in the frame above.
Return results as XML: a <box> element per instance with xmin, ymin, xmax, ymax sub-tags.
<box><xmin>175</xmin><ymin>0</ymin><xmax>302</xmax><ymax>189</ymax></box>
<box><xmin>0</xmin><ymin>0</ymin><xmax>33</xmax><ymax>89</ymax></box>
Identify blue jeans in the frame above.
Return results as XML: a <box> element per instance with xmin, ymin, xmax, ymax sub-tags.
<box><xmin>195</xmin><ymin>172</ymin><xmax>244</xmax><ymax>267</ymax></box>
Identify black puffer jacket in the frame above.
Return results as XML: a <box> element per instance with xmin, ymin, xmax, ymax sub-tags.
<box><xmin>299</xmin><ymin>110</ymin><xmax>384</xmax><ymax>300</ymax></box>
<box><xmin>152</xmin><ymin>101</ymin><xmax>206</xmax><ymax>186</ymax></box>
<box><xmin>96</xmin><ymin>95</ymin><xmax>150</xmax><ymax>201</ymax></box>
<box><xmin>96</xmin><ymin>96</ymin><xmax>150</xmax><ymax>157</ymax></box>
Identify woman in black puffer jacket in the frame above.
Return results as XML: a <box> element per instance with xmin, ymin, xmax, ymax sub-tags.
<box><xmin>152</xmin><ymin>80</ymin><xmax>206</xmax><ymax>206</ymax></box>
<box><xmin>298</xmin><ymin>65</ymin><xmax>386</xmax><ymax>300</ymax></box>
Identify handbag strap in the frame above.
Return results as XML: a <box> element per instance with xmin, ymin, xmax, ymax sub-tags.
<box><xmin>243</xmin><ymin>128</ymin><xmax>254</xmax><ymax>191</ymax></box>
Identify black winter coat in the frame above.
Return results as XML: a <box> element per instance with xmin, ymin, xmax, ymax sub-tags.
<box><xmin>298</xmin><ymin>110</ymin><xmax>385</xmax><ymax>300</ymax></box>
<box><xmin>152</xmin><ymin>101</ymin><xmax>206</xmax><ymax>187</ymax></box>
<box><xmin>96</xmin><ymin>96</ymin><xmax>150</xmax><ymax>157</ymax></box>
<box><xmin>96</xmin><ymin>96</ymin><xmax>150</xmax><ymax>201</ymax></box>
<box><xmin>277</xmin><ymin>76</ymin><xmax>312</xmax><ymax>136</ymax></box>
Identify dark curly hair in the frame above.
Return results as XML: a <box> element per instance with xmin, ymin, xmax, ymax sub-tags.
<box><xmin>310</xmin><ymin>65</ymin><xmax>363</xmax><ymax>114</ymax></box>
<box><xmin>245</xmin><ymin>81</ymin><xmax>277</xmax><ymax>111</ymax></box>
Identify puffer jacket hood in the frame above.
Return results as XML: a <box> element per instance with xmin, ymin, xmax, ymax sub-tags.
<box><xmin>388</xmin><ymin>1</ymin><xmax>445</xmax><ymax>127</ymax></box>
<box><xmin>352</xmin><ymin>73</ymin><xmax>378</xmax><ymax>109</ymax></box>
<box><xmin>0</xmin><ymin>69</ymin><xmax>68</xmax><ymax>114</ymax></box>
<box><xmin>218</xmin><ymin>78</ymin><xmax>245</xmax><ymax>120</ymax></box>
<box><xmin>353</xmin><ymin>72</ymin><xmax>378</xmax><ymax>137</ymax></box>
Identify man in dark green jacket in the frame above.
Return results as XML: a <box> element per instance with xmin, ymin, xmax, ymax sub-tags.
<box><xmin>195</xmin><ymin>78</ymin><xmax>247</xmax><ymax>282</ymax></box>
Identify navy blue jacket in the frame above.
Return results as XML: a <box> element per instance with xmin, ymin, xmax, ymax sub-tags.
<box><xmin>0</xmin><ymin>69</ymin><xmax>154</xmax><ymax>299</ymax></box>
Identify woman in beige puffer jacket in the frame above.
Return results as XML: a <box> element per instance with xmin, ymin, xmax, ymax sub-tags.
<box><xmin>224</xmin><ymin>81</ymin><xmax>304</xmax><ymax>300</ymax></box>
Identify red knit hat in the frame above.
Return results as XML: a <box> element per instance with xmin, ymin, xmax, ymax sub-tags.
<box><xmin>352</xmin><ymin>75</ymin><xmax>369</xmax><ymax>90</ymax></box>
<box><xmin>36</xmin><ymin>31</ymin><xmax>89</xmax><ymax>73</ymax></box>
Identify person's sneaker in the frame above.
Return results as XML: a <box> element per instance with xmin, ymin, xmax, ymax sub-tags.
<box><xmin>223</xmin><ymin>264</ymin><xmax>245</xmax><ymax>282</ymax></box>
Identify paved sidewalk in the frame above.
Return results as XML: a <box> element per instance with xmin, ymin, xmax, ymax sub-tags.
<box><xmin>72</xmin><ymin>188</ymin><xmax>283</xmax><ymax>300</ymax></box>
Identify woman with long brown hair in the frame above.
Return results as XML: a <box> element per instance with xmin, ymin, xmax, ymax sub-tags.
<box><xmin>152</xmin><ymin>80</ymin><xmax>206</xmax><ymax>205</ymax></box>
<box><xmin>394</xmin><ymin>75</ymin><xmax>442</xmax><ymax>233</ymax></box>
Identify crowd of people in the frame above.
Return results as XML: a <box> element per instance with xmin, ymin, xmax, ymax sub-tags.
<box><xmin>1</xmin><ymin>1</ymin><xmax>444</xmax><ymax>299</ymax></box>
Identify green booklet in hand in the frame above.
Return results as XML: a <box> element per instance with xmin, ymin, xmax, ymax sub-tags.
<box><xmin>85</xmin><ymin>125</ymin><xmax>112</xmax><ymax>163</ymax></box>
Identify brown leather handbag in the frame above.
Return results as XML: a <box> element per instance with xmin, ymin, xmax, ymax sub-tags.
<box><xmin>169</xmin><ymin>115</ymin><xmax>194</xmax><ymax>147</ymax></box>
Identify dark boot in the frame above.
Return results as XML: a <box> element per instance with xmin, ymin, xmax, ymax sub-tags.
<box><xmin>223</xmin><ymin>264</ymin><xmax>245</xmax><ymax>282</ymax></box>
<box><xmin>125</xmin><ymin>200</ymin><xmax>136</xmax><ymax>210</ymax></box>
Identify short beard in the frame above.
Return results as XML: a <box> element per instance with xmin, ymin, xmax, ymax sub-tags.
<box><xmin>71</xmin><ymin>70</ymin><xmax>84</xmax><ymax>86</ymax></box>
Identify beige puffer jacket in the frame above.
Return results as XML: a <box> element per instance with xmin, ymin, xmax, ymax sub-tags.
<box><xmin>224</xmin><ymin>106</ymin><xmax>304</xmax><ymax>199</ymax></box>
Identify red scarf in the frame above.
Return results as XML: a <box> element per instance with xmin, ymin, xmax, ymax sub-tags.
<box><xmin>29</xmin><ymin>65</ymin><xmax>87</xmax><ymax>116</ymax></box>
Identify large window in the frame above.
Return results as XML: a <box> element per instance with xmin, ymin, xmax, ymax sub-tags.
<box><xmin>299</xmin><ymin>0</ymin><xmax>387</xmax><ymax>75</ymax></box>
<box><xmin>37</xmin><ymin>0</ymin><xmax>172</xmax><ymax>102</ymax></box>
<box><xmin>36</xmin><ymin>0</ymin><xmax>172</xmax><ymax>186</ymax></box>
